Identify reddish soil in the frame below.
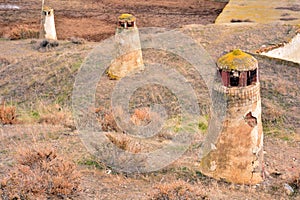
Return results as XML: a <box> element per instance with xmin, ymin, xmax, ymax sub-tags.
<box><xmin>0</xmin><ymin>0</ymin><xmax>226</xmax><ymax>41</ymax></box>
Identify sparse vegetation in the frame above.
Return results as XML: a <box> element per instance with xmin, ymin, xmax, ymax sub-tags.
<box><xmin>198</xmin><ymin>115</ymin><xmax>209</xmax><ymax>132</ymax></box>
<box><xmin>9</xmin><ymin>25</ymin><xmax>39</xmax><ymax>40</ymax></box>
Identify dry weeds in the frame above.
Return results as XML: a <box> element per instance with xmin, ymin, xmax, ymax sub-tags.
<box><xmin>95</xmin><ymin>106</ymin><xmax>119</xmax><ymax>132</ymax></box>
<box><xmin>0</xmin><ymin>101</ymin><xmax>17</xmax><ymax>125</ymax></box>
<box><xmin>0</xmin><ymin>144</ymin><xmax>80</xmax><ymax>199</ymax></box>
<box><xmin>19</xmin><ymin>102</ymin><xmax>74</xmax><ymax>129</ymax></box>
<box><xmin>130</xmin><ymin>107</ymin><xmax>151</xmax><ymax>126</ymax></box>
<box><xmin>6</xmin><ymin>25</ymin><xmax>39</xmax><ymax>40</ymax></box>
<box><xmin>106</xmin><ymin>133</ymin><xmax>142</xmax><ymax>154</ymax></box>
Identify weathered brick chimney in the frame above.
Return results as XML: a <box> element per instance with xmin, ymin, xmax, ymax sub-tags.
<box><xmin>199</xmin><ymin>49</ymin><xmax>264</xmax><ymax>184</ymax></box>
<box><xmin>41</xmin><ymin>6</ymin><xmax>57</xmax><ymax>40</ymax></box>
<box><xmin>107</xmin><ymin>14</ymin><xmax>144</xmax><ymax>79</ymax></box>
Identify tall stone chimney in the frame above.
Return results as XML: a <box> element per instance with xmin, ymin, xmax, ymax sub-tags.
<box><xmin>107</xmin><ymin>14</ymin><xmax>144</xmax><ymax>79</ymax></box>
<box><xmin>199</xmin><ymin>49</ymin><xmax>264</xmax><ymax>184</ymax></box>
<box><xmin>41</xmin><ymin>6</ymin><xmax>57</xmax><ymax>40</ymax></box>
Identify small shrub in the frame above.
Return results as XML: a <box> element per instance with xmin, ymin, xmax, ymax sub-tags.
<box><xmin>0</xmin><ymin>144</ymin><xmax>81</xmax><ymax>199</ymax></box>
<box><xmin>37</xmin><ymin>40</ymin><xmax>59</xmax><ymax>51</ymax></box>
<box><xmin>150</xmin><ymin>180</ymin><xmax>209</xmax><ymax>200</ymax></box>
<box><xmin>0</xmin><ymin>101</ymin><xmax>17</xmax><ymax>125</ymax></box>
<box><xmin>8</xmin><ymin>25</ymin><xmax>39</xmax><ymax>40</ymax></box>
<box><xmin>95</xmin><ymin>106</ymin><xmax>119</xmax><ymax>132</ymax></box>
<box><xmin>106</xmin><ymin>133</ymin><xmax>142</xmax><ymax>153</ymax></box>
<box><xmin>130</xmin><ymin>107</ymin><xmax>151</xmax><ymax>126</ymax></box>
<box><xmin>289</xmin><ymin>173</ymin><xmax>300</xmax><ymax>194</ymax></box>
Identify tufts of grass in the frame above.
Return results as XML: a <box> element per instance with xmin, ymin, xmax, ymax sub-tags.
<box><xmin>198</xmin><ymin>115</ymin><xmax>209</xmax><ymax>133</ymax></box>
<box><xmin>71</xmin><ymin>59</ymin><xmax>83</xmax><ymax>73</ymax></box>
<box><xmin>78</xmin><ymin>157</ymin><xmax>105</xmax><ymax>170</ymax></box>
<box><xmin>18</xmin><ymin>101</ymin><xmax>74</xmax><ymax>129</ymax></box>
<box><xmin>263</xmin><ymin>126</ymin><xmax>300</xmax><ymax>142</ymax></box>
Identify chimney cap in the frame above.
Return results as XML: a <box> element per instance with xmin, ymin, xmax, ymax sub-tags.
<box><xmin>43</xmin><ymin>6</ymin><xmax>53</xmax><ymax>12</ymax></box>
<box><xmin>217</xmin><ymin>49</ymin><xmax>257</xmax><ymax>71</ymax></box>
<box><xmin>118</xmin><ymin>13</ymin><xmax>136</xmax><ymax>22</ymax></box>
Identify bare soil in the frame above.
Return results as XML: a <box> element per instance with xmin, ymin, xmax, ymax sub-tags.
<box><xmin>0</xmin><ymin>0</ymin><xmax>226</xmax><ymax>41</ymax></box>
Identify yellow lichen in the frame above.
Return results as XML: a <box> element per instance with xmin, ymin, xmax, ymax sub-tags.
<box><xmin>106</xmin><ymin>69</ymin><xmax>120</xmax><ymax>80</ymax></box>
<box><xmin>118</xmin><ymin>14</ymin><xmax>136</xmax><ymax>22</ymax></box>
<box><xmin>43</xmin><ymin>6</ymin><xmax>53</xmax><ymax>12</ymax></box>
<box><xmin>217</xmin><ymin>49</ymin><xmax>257</xmax><ymax>71</ymax></box>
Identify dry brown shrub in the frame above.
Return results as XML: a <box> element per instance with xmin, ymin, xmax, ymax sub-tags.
<box><xmin>130</xmin><ymin>107</ymin><xmax>151</xmax><ymax>126</ymax></box>
<box><xmin>150</xmin><ymin>180</ymin><xmax>209</xmax><ymax>200</ymax></box>
<box><xmin>289</xmin><ymin>173</ymin><xmax>300</xmax><ymax>194</ymax></box>
<box><xmin>95</xmin><ymin>106</ymin><xmax>119</xmax><ymax>132</ymax></box>
<box><xmin>0</xmin><ymin>101</ymin><xmax>17</xmax><ymax>125</ymax></box>
<box><xmin>0</xmin><ymin>144</ymin><xmax>81</xmax><ymax>199</ymax></box>
<box><xmin>8</xmin><ymin>25</ymin><xmax>39</xmax><ymax>40</ymax></box>
<box><xmin>106</xmin><ymin>133</ymin><xmax>142</xmax><ymax>153</ymax></box>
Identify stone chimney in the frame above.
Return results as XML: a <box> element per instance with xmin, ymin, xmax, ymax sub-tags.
<box><xmin>107</xmin><ymin>14</ymin><xmax>144</xmax><ymax>79</ymax></box>
<box><xmin>199</xmin><ymin>49</ymin><xmax>264</xmax><ymax>184</ymax></box>
<box><xmin>41</xmin><ymin>6</ymin><xmax>57</xmax><ymax>40</ymax></box>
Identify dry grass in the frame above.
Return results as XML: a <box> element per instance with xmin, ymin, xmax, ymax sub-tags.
<box><xmin>7</xmin><ymin>25</ymin><xmax>39</xmax><ymax>40</ymax></box>
<box><xmin>130</xmin><ymin>107</ymin><xmax>151</xmax><ymax>126</ymax></box>
<box><xmin>262</xmin><ymin>99</ymin><xmax>284</xmax><ymax>124</ymax></box>
<box><xmin>106</xmin><ymin>133</ymin><xmax>142</xmax><ymax>153</ymax></box>
<box><xmin>0</xmin><ymin>144</ymin><xmax>81</xmax><ymax>199</ymax></box>
<box><xmin>150</xmin><ymin>180</ymin><xmax>209</xmax><ymax>200</ymax></box>
<box><xmin>95</xmin><ymin>106</ymin><xmax>119</xmax><ymax>132</ymax></box>
<box><xmin>0</xmin><ymin>101</ymin><xmax>17</xmax><ymax>125</ymax></box>
<box><xmin>19</xmin><ymin>102</ymin><xmax>74</xmax><ymax>129</ymax></box>
<box><xmin>37</xmin><ymin>104</ymin><xmax>72</xmax><ymax>126</ymax></box>
<box><xmin>96</xmin><ymin>106</ymin><xmax>159</xmax><ymax>131</ymax></box>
